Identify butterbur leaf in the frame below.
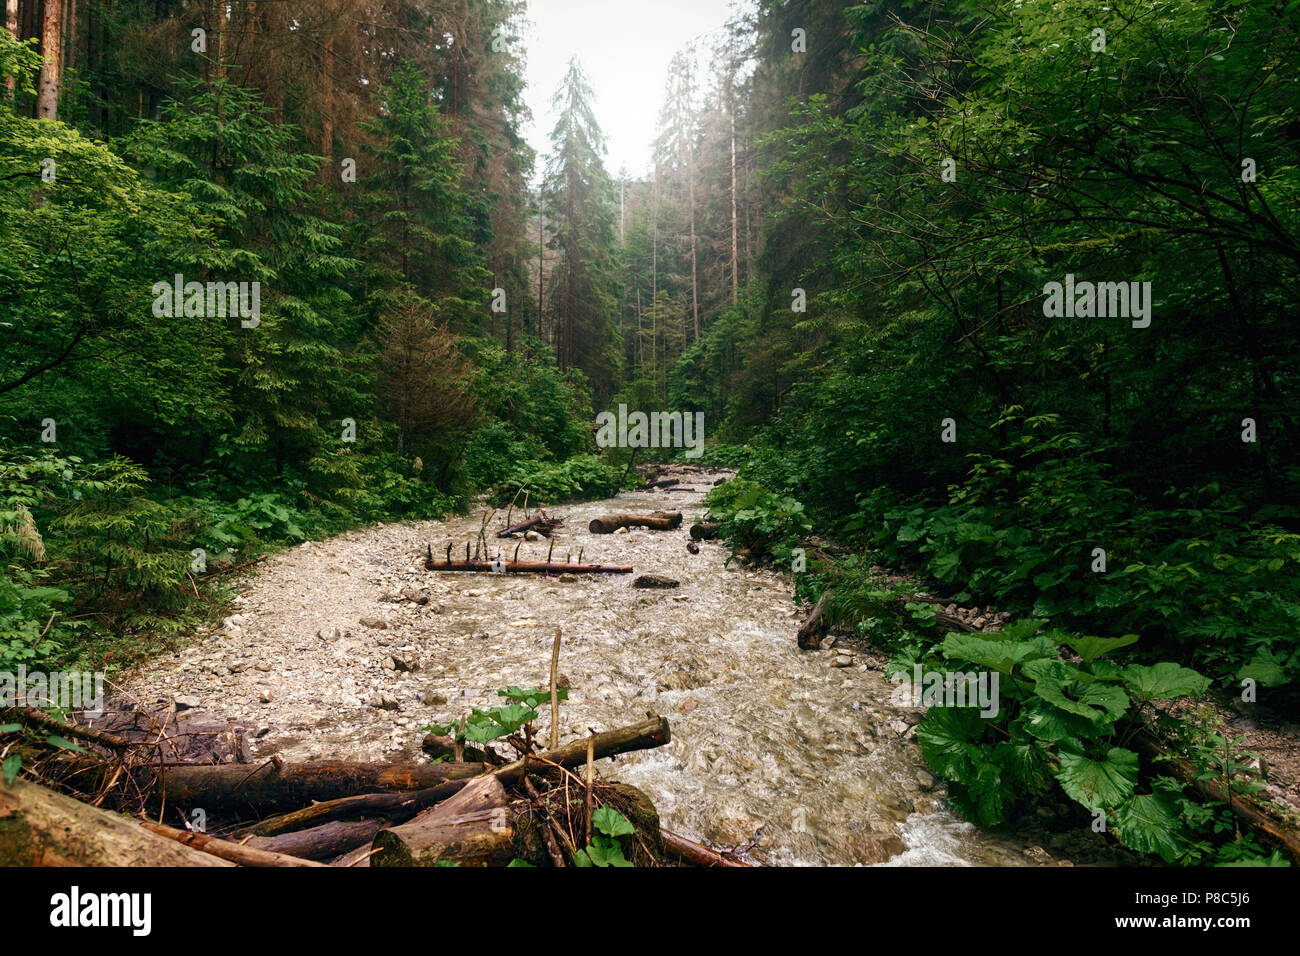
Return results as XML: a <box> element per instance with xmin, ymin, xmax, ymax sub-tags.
<box><xmin>44</xmin><ymin>734</ymin><xmax>86</xmax><ymax>753</ymax></box>
<box><xmin>941</xmin><ymin>632</ymin><xmax>1057</xmax><ymax>674</ymax></box>
<box><xmin>1056</xmin><ymin>748</ymin><xmax>1139</xmax><ymax>811</ymax></box>
<box><xmin>506</xmin><ymin>858</ymin><xmax>535</xmax><ymax>867</ymax></box>
<box><xmin>0</xmin><ymin>723</ymin><xmax>22</xmax><ymax>733</ymax></box>
<box><xmin>1023</xmin><ymin>659</ymin><xmax>1128</xmax><ymax>726</ymax></box>
<box><xmin>1237</xmin><ymin>650</ymin><xmax>1288</xmax><ymax>688</ymax></box>
<box><xmin>2</xmin><ymin>753</ymin><xmax>19</xmax><ymax>786</ymax></box>
<box><xmin>592</xmin><ymin>805</ymin><xmax>635</xmax><ymax>838</ymax></box>
<box><xmin>916</xmin><ymin>706</ymin><xmax>986</xmax><ymax>781</ymax></box>
<box><xmin>1122</xmin><ymin>662</ymin><xmax>1210</xmax><ymax>699</ymax></box>
<box><xmin>1062</xmin><ymin>633</ymin><xmax>1139</xmax><ymax>662</ymax></box>
<box><xmin>583</xmin><ymin>835</ymin><xmax>633</xmax><ymax>867</ymax></box>
<box><xmin>1113</xmin><ymin>793</ymin><xmax>1183</xmax><ymax>863</ymax></box>
<box><xmin>1020</xmin><ymin>698</ymin><xmax>1099</xmax><ymax>743</ymax></box>
<box><xmin>499</xmin><ymin>686</ymin><xmax>569</xmax><ymax>708</ymax></box>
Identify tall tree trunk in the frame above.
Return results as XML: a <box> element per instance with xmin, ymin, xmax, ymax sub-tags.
<box><xmin>3</xmin><ymin>0</ymin><xmax>17</xmax><ymax>97</ymax></box>
<box><xmin>689</xmin><ymin>142</ymin><xmax>699</xmax><ymax>343</ymax></box>
<box><xmin>64</xmin><ymin>0</ymin><xmax>74</xmax><ymax>72</ymax></box>
<box><xmin>321</xmin><ymin>34</ymin><xmax>334</xmax><ymax>182</ymax></box>
<box><xmin>537</xmin><ymin>202</ymin><xmax>544</xmax><ymax>347</ymax></box>
<box><xmin>37</xmin><ymin>0</ymin><xmax>63</xmax><ymax>119</ymax></box>
<box><xmin>730</xmin><ymin>108</ymin><xmax>739</xmax><ymax>306</ymax></box>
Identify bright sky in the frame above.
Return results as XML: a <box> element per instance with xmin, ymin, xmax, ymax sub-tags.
<box><xmin>519</xmin><ymin>0</ymin><xmax>746</xmax><ymax>181</ymax></box>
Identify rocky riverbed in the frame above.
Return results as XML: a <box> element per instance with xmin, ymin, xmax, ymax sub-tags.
<box><xmin>120</xmin><ymin>470</ymin><xmax>1107</xmax><ymax>866</ymax></box>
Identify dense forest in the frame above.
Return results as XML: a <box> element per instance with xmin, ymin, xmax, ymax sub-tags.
<box><xmin>2</xmin><ymin>0</ymin><xmax>1299</xmax><ymax>869</ymax></box>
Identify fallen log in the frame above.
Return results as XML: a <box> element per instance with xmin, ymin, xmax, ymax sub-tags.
<box><xmin>0</xmin><ymin>777</ymin><xmax>233</xmax><ymax>866</ymax></box>
<box><xmin>234</xmin><ymin>779</ymin><xmax>471</xmax><ymax>838</ymax></box>
<box><xmin>490</xmin><ymin>715</ymin><xmax>670</xmax><ymax>787</ymax></box>
<box><xmin>497</xmin><ymin>514</ymin><xmax>562</xmax><ymax>538</ymax></box>
<box><xmin>689</xmin><ymin>522</ymin><xmax>721</xmax><ymax>541</ymax></box>
<box><xmin>1130</xmin><ymin>730</ymin><xmax>1300</xmax><ymax>865</ymax></box>
<box><xmin>2</xmin><ymin>706</ymin><xmax>140</xmax><ymax>751</ymax></box>
<box><xmin>661</xmin><ymin>828</ymin><xmax>754</xmax><ymax>867</ymax></box>
<box><xmin>139</xmin><ymin>819</ymin><xmax>326</xmax><ymax>867</ymax></box>
<box><xmin>371</xmin><ymin>775</ymin><xmax>515</xmax><ymax>867</ymax></box>
<box><xmin>797</xmin><ymin>590</ymin><xmax>834</xmax><ymax>650</ymax></box>
<box><xmin>158</xmin><ymin>759</ymin><xmax>484</xmax><ymax>816</ymax></box>
<box><xmin>588</xmin><ymin>511</ymin><xmax>683</xmax><ymax>534</ymax></box>
<box><xmin>424</xmin><ymin>545</ymin><xmax>631</xmax><ymax>574</ymax></box>
<box><xmin>245</xmin><ymin>820</ymin><xmax>385</xmax><ymax>861</ymax></box>
<box><xmin>645</xmin><ymin>479</ymin><xmax>680</xmax><ymax>490</ymax></box>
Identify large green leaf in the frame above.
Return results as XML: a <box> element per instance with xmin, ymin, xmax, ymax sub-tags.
<box><xmin>1113</xmin><ymin>793</ymin><xmax>1183</xmax><ymax>862</ymax></box>
<box><xmin>915</xmin><ymin>706</ymin><xmax>987</xmax><ymax>781</ymax></box>
<box><xmin>1023</xmin><ymin>659</ymin><xmax>1129</xmax><ymax>727</ymax></box>
<box><xmin>1062</xmin><ymin>633</ymin><xmax>1139</xmax><ymax>663</ymax></box>
<box><xmin>1056</xmin><ymin>748</ymin><xmax>1139</xmax><ymax>811</ymax></box>
<box><xmin>941</xmin><ymin>633</ymin><xmax>1058</xmax><ymax>674</ymax></box>
<box><xmin>1122</xmin><ymin>662</ymin><xmax>1210</xmax><ymax>699</ymax></box>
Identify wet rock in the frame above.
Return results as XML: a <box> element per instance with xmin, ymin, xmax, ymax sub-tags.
<box><xmin>831</xmin><ymin>654</ymin><xmax>853</xmax><ymax>668</ymax></box>
<box><xmin>916</xmin><ymin>769</ymin><xmax>937</xmax><ymax>791</ymax></box>
<box><xmin>173</xmin><ymin>694</ymin><xmax>201</xmax><ymax>710</ymax></box>
<box><xmin>359</xmin><ymin>616</ymin><xmax>389</xmax><ymax>629</ymax></box>
<box><xmin>633</xmin><ymin>575</ymin><xmax>679</xmax><ymax>589</ymax></box>
<box><xmin>257</xmin><ymin>686</ymin><xmax>274</xmax><ymax>703</ymax></box>
<box><xmin>419</xmin><ymin>691</ymin><xmax>447</xmax><ymax>706</ymax></box>
<box><xmin>679</xmin><ymin>697</ymin><xmax>699</xmax><ymax>713</ymax></box>
<box><xmin>318</xmin><ymin>626</ymin><xmax>342</xmax><ymax>642</ymax></box>
<box><xmin>399</xmin><ymin>587</ymin><xmax>428</xmax><ymax>605</ymax></box>
<box><xmin>524</xmin><ymin>531</ymin><xmax>541</xmax><ymax>542</ymax></box>
<box><xmin>557</xmin><ymin>574</ymin><xmax>578</xmax><ymax>583</ymax></box>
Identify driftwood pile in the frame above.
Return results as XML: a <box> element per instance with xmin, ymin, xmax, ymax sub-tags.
<box><xmin>0</xmin><ymin>705</ymin><xmax>752</xmax><ymax>867</ymax></box>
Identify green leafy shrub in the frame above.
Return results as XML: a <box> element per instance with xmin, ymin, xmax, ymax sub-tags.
<box><xmin>490</xmin><ymin>455</ymin><xmax>626</xmax><ymax>505</ymax></box>
<box><xmin>703</xmin><ymin>477</ymin><xmax>813</xmax><ymax>565</ymax></box>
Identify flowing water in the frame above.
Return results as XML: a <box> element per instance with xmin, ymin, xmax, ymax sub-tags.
<box><xmin>126</xmin><ymin>472</ymin><xmax>1046</xmax><ymax>866</ymax></box>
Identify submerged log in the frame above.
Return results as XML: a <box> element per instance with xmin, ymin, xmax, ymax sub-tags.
<box><xmin>159</xmin><ymin>759</ymin><xmax>484</xmax><ymax>816</ymax></box>
<box><xmin>0</xmin><ymin>777</ymin><xmax>233</xmax><ymax>866</ymax></box>
<box><xmin>689</xmin><ymin>522</ymin><xmax>721</xmax><ymax>541</ymax></box>
<box><xmin>661</xmin><ymin>828</ymin><xmax>754</xmax><ymax>867</ymax></box>
<box><xmin>371</xmin><ymin>775</ymin><xmax>514</xmax><ymax>867</ymax></box>
<box><xmin>588</xmin><ymin>511</ymin><xmax>683</xmax><ymax>534</ymax></box>
<box><xmin>797</xmin><ymin>590</ymin><xmax>834</xmax><ymax>650</ymax></box>
<box><xmin>645</xmin><ymin>478</ymin><xmax>680</xmax><ymax>490</ymax></box>
<box><xmin>633</xmin><ymin>575</ymin><xmax>679</xmax><ymax>589</ymax></box>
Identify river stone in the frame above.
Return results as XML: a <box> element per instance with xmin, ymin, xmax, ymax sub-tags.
<box><xmin>916</xmin><ymin>769</ymin><xmax>937</xmax><ymax>791</ymax></box>
<box><xmin>173</xmin><ymin>694</ymin><xmax>201</xmax><ymax>710</ymax></box>
<box><xmin>633</xmin><ymin>575</ymin><xmax>679</xmax><ymax>589</ymax></box>
<box><xmin>831</xmin><ymin>654</ymin><xmax>853</xmax><ymax>668</ymax></box>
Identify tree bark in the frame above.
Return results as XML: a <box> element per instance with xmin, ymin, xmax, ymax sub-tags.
<box><xmin>234</xmin><ymin>779</ymin><xmax>470</xmax><ymax>838</ymax></box>
<box><xmin>139</xmin><ymin>819</ymin><xmax>326</xmax><ymax>867</ymax></box>
<box><xmin>0</xmin><ymin>777</ymin><xmax>233</xmax><ymax>866</ymax></box>
<box><xmin>37</xmin><ymin>0</ymin><xmax>62</xmax><ymax>119</ymax></box>
<box><xmin>689</xmin><ymin>521</ymin><xmax>721</xmax><ymax>540</ymax></box>
<box><xmin>797</xmin><ymin>590</ymin><xmax>833</xmax><ymax>650</ymax></box>
<box><xmin>157</xmin><ymin>759</ymin><xmax>484</xmax><ymax>816</ymax></box>
<box><xmin>588</xmin><ymin>511</ymin><xmax>682</xmax><ymax>534</ymax></box>
<box><xmin>245</xmin><ymin>820</ymin><xmax>383</xmax><ymax>861</ymax></box>
<box><xmin>371</xmin><ymin>775</ymin><xmax>515</xmax><ymax>867</ymax></box>
<box><xmin>4</xmin><ymin>0</ymin><xmax>18</xmax><ymax>96</ymax></box>
<box><xmin>489</xmin><ymin>715</ymin><xmax>670</xmax><ymax>788</ymax></box>
<box><xmin>662</xmin><ymin>828</ymin><xmax>753</xmax><ymax>867</ymax></box>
